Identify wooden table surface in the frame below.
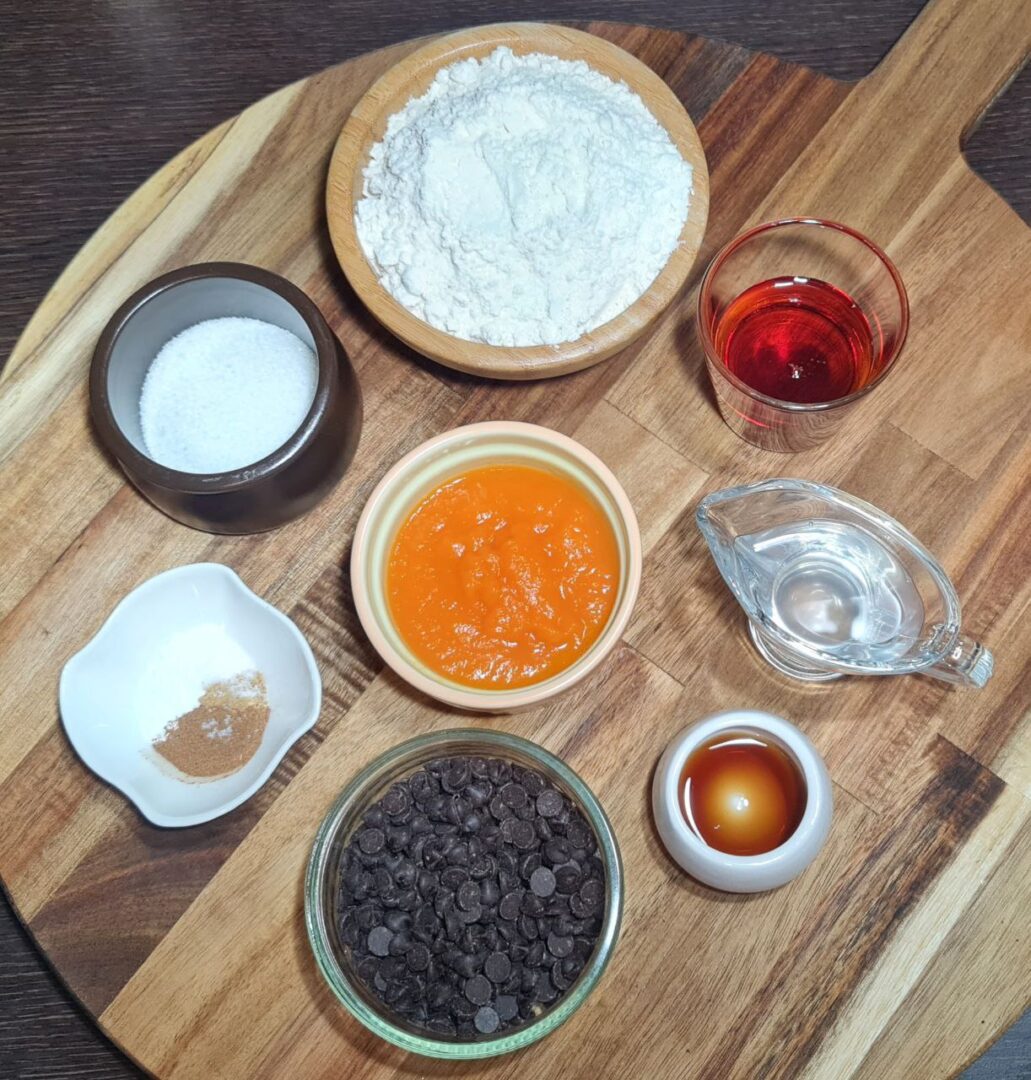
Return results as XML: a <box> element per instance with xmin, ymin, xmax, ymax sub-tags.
<box><xmin>0</xmin><ymin>2</ymin><xmax>1028</xmax><ymax>1077</ymax></box>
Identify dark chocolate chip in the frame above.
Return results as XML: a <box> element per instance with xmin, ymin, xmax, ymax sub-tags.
<box><xmin>474</xmin><ymin>1006</ymin><xmax>500</xmax><ymax>1034</ymax></box>
<box><xmin>409</xmin><ymin>772</ymin><xmax>435</xmax><ymax>802</ymax></box>
<box><xmin>484</xmin><ymin>951</ymin><xmax>512</xmax><ymax>984</ymax></box>
<box><xmin>389</xmin><ymin>931</ymin><xmax>413</xmax><ymax>956</ymax></box>
<box><xmin>526</xmin><ymin>940</ymin><xmax>546</xmax><ymax>967</ymax></box>
<box><xmin>495</xmin><ymin>995</ymin><xmax>519</xmax><ymax>1022</ymax></box>
<box><xmin>440</xmin><ymin>866</ymin><xmax>469</xmax><ymax>891</ymax></box>
<box><xmin>522</xmin><ymin>770</ymin><xmax>545</xmax><ymax>797</ymax></box>
<box><xmin>547</xmin><ymin>932</ymin><xmax>574</xmax><ymax>958</ymax></box>
<box><xmin>384</xmin><ymin>911</ymin><xmax>411</xmax><ymax>933</ymax></box>
<box><xmin>551</xmin><ymin>958</ymin><xmax>570</xmax><ymax>991</ymax></box>
<box><xmin>470</xmin><ymin>852</ymin><xmax>495</xmax><ymax>880</ymax></box>
<box><xmin>499</xmin><ymin>891</ymin><xmax>523</xmax><ymax>921</ymax></box>
<box><xmin>535</xmin><ymin>970</ymin><xmax>558</xmax><ymax>1004</ymax></box>
<box><xmin>544</xmin><ymin>839</ymin><xmax>571</xmax><ymax>865</ymax></box>
<box><xmin>387</xmin><ymin>825</ymin><xmax>411</xmax><ymax>851</ymax></box>
<box><xmin>395</xmin><ymin>860</ymin><xmax>417</xmax><ymax>889</ymax></box>
<box><xmin>555</xmin><ymin>864</ymin><xmax>582</xmax><ymax>893</ymax></box>
<box><xmin>580</xmin><ymin>879</ymin><xmax>604</xmax><ymax>911</ymax></box>
<box><xmin>530</xmin><ymin>866</ymin><xmax>556</xmax><ymax>898</ymax></box>
<box><xmin>382</xmin><ymin>784</ymin><xmax>411</xmax><ymax>818</ymax></box>
<box><xmin>407</xmin><ymin>943</ymin><xmax>431</xmax><ymax>972</ymax></box>
<box><xmin>510</xmin><ymin>820</ymin><xmax>536</xmax><ymax>849</ymax></box>
<box><xmin>452</xmin><ymin>951</ymin><xmax>481</xmax><ymax>978</ymax></box>
<box><xmin>458</xmin><ymin>901</ymin><xmax>482</xmax><ymax>925</ymax></box>
<box><xmin>338</xmin><ymin>910</ymin><xmax>359</xmax><ymax>946</ymax></box>
<box><xmin>367</xmin><ymin>926</ymin><xmax>392</xmax><ymax>957</ymax></box>
<box><xmin>446</xmin><ymin>842</ymin><xmax>470</xmax><ymax>867</ymax></box>
<box><xmin>445</xmin><ymin>908</ymin><xmax>465</xmax><ymax>940</ymax></box>
<box><xmin>488</xmin><ymin>759</ymin><xmax>511</xmax><ymax>785</ymax></box>
<box><xmin>358</xmin><ymin>827</ymin><xmax>385</xmax><ymax>855</ymax></box>
<box><xmin>356</xmin><ymin>903</ymin><xmax>378</xmax><ymax>931</ymax></box>
<box><xmin>521</xmin><ymin>891</ymin><xmax>545</xmax><ymax>916</ymax></box>
<box><xmin>443</xmin><ymin>761</ymin><xmax>471</xmax><ymax>794</ymax></box>
<box><xmin>569</xmin><ymin>893</ymin><xmax>589</xmax><ymax>919</ymax></box>
<box><xmin>457</xmin><ymin>881</ymin><xmax>480</xmax><ymax>911</ymax></box>
<box><xmin>566</xmin><ymin>819</ymin><xmax>591</xmax><ymax>850</ymax></box>
<box><xmin>466</xmin><ymin>781</ymin><xmax>491</xmax><ymax>807</ymax></box>
<box><xmin>536</xmin><ymin>789</ymin><xmax>564</xmax><ymax>818</ymax></box>
<box><xmin>520</xmin><ymin>852</ymin><xmax>542</xmax><ymax>881</ymax></box>
<box><xmin>500</xmin><ymin>782</ymin><xmax>528</xmax><ymax>809</ymax></box>
<box><xmin>450</xmin><ymin>994</ymin><xmax>478</xmax><ymax>1020</ymax></box>
<box><xmin>518</xmin><ymin>914</ymin><xmax>539</xmax><ymax>941</ymax></box>
<box><xmin>464</xmin><ymin>974</ymin><xmax>492</xmax><ymax>1006</ymax></box>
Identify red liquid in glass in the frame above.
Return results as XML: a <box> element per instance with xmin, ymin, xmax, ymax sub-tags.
<box><xmin>714</xmin><ymin>276</ymin><xmax>875</xmax><ymax>404</ymax></box>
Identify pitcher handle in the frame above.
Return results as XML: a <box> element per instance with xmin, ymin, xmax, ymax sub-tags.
<box><xmin>923</xmin><ymin>634</ymin><xmax>994</xmax><ymax>688</ymax></box>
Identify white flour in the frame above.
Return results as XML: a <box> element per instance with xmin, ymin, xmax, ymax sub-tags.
<box><xmin>355</xmin><ymin>47</ymin><xmax>693</xmax><ymax>347</ymax></box>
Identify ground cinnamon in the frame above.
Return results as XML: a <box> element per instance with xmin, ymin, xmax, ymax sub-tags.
<box><xmin>153</xmin><ymin>670</ymin><xmax>269</xmax><ymax>779</ymax></box>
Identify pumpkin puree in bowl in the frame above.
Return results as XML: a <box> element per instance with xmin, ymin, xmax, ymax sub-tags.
<box><xmin>386</xmin><ymin>464</ymin><xmax>619</xmax><ymax>689</ymax></box>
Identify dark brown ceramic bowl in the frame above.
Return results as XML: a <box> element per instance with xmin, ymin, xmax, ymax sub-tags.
<box><xmin>90</xmin><ymin>262</ymin><xmax>362</xmax><ymax>534</ymax></box>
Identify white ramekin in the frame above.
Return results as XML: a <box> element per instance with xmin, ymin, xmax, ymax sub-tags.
<box><xmin>652</xmin><ymin>709</ymin><xmax>832</xmax><ymax>892</ymax></box>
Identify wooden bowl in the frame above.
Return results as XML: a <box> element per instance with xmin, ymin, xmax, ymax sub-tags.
<box><xmin>326</xmin><ymin>23</ymin><xmax>709</xmax><ymax>380</ymax></box>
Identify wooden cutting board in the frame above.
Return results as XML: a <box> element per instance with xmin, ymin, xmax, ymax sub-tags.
<box><xmin>1</xmin><ymin>0</ymin><xmax>1029</xmax><ymax>1076</ymax></box>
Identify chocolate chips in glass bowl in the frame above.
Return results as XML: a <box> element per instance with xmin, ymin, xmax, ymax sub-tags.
<box><xmin>335</xmin><ymin>755</ymin><xmax>606</xmax><ymax>1039</ymax></box>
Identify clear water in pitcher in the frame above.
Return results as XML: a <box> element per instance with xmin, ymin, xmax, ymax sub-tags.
<box><xmin>737</xmin><ymin>519</ymin><xmax>925</xmax><ymax>661</ymax></box>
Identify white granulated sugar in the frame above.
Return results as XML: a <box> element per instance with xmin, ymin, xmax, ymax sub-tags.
<box><xmin>355</xmin><ymin>47</ymin><xmax>693</xmax><ymax>347</ymax></box>
<box><xmin>139</xmin><ymin>317</ymin><xmax>318</xmax><ymax>474</ymax></box>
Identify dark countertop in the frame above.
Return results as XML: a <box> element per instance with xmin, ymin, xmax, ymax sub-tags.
<box><xmin>0</xmin><ymin>2</ymin><xmax>1027</xmax><ymax>1076</ymax></box>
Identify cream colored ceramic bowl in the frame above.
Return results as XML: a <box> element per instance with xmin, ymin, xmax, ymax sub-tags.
<box><xmin>350</xmin><ymin>422</ymin><xmax>642</xmax><ymax>711</ymax></box>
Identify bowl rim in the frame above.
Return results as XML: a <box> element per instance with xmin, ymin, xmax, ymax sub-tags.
<box><xmin>304</xmin><ymin>727</ymin><xmax>624</xmax><ymax>1058</ymax></box>
<box><xmin>89</xmin><ymin>261</ymin><xmax>341</xmax><ymax>494</ymax></box>
<box><xmin>349</xmin><ymin>421</ymin><xmax>643</xmax><ymax>711</ymax></box>
<box><xmin>58</xmin><ymin>562</ymin><xmax>323</xmax><ymax>828</ymax></box>
<box><xmin>325</xmin><ymin>21</ymin><xmax>710</xmax><ymax>379</ymax></box>
<box><xmin>654</xmin><ymin>710</ymin><xmax>833</xmax><ymax>885</ymax></box>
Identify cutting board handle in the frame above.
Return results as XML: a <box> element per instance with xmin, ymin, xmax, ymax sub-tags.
<box><xmin>868</xmin><ymin>0</ymin><xmax>1030</xmax><ymax>147</ymax></box>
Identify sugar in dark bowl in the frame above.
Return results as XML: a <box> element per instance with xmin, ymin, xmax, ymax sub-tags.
<box><xmin>305</xmin><ymin>732</ymin><xmax>622</xmax><ymax>1058</ymax></box>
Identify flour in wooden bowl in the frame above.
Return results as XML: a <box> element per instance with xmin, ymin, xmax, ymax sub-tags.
<box><xmin>354</xmin><ymin>46</ymin><xmax>693</xmax><ymax>347</ymax></box>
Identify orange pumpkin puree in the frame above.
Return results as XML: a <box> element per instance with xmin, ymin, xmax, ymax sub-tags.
<box><xmin>387</xmin><ymin>464</ymin><xmax>619</xmax><ymax>689</ymax></box>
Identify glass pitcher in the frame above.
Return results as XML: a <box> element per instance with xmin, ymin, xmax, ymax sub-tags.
<box><xmin>696</xmin><ymin>478</ymin><xmax>993</xmax><ymax>687</ymax></box>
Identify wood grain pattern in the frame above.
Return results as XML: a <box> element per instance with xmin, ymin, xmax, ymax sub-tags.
<box><xmin>326</xmin><ymin>22</ymin><xmax>710</xmax><ymax>378</ymax></box>
<box><xmin>0</xmin><ymin>2</ymin><xmax>1029</xmax><ymax>1077</ymax></box>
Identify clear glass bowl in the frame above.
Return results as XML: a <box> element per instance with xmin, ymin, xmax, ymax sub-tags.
<box><xmin>304</xmin><ymin>729</ymin><xmax>624</xmax><ymax>1059</ymax></box>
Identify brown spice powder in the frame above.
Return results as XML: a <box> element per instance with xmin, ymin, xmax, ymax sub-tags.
<box><xmin>154</xmin><ymin>671</ymin><xmax>269</xmax><ymax>780</ymax></box>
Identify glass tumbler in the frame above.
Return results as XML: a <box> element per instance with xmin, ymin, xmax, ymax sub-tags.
<box><xmin>697</xmin><ymin>218</ymin><xmax>908</xmax><ymax>452</ymax></box>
